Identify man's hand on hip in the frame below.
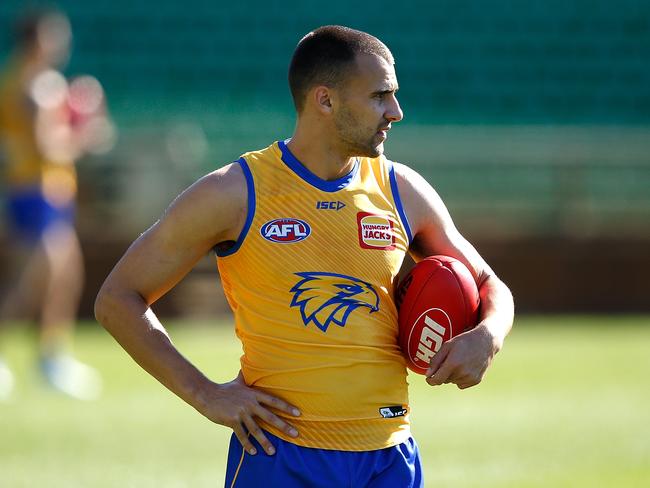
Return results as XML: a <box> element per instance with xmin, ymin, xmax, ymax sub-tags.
<box><xmin>194</xmin><ymin>372</ymin><xmax>301</xmax><ymax>456</ymax></box>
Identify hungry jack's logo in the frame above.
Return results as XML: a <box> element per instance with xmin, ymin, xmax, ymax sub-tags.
<box><xmin>357</xmin><ymin>212</ymin><xmax>395</xmax><ymax>250</ymax></box>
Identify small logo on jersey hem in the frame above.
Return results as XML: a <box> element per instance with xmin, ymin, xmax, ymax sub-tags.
<box><xmin>357</xmin><ymin>212</ymin><xmax>396</xmax><ymax>250</ymax></box>
<box><xmin>261</xmin><ymin>218</ymin><xmax>311</xmax><ymax>243</ymax></box>
<box><xmin>379</xmin><ymin>406</ymin><xmax>408</xmax><ymax>418</ymax></box>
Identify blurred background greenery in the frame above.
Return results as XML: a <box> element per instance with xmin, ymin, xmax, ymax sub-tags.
<box><xmin>1</xmin><ymin>2</ymin><xmax>649</xmax><ymax>486</ymax></box>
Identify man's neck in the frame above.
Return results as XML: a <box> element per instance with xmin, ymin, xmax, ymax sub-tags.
<box><xmin>287</xmin><ymin>125</ymin><xmax>356</xmax><ymax>182</ymax></box>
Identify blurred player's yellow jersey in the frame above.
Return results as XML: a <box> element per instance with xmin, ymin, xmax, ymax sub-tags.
<box><xmin>0</xmin><ymin>59</ymin><xmax>77</xmax><ymax>194</ymax></box>
<box><xmin>217</xmin><ymin>140</ymin><xmax>414</xmax><ymax>451</ymax></box>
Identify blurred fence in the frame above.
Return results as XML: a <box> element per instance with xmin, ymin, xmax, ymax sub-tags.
<box><xmin>1</xmin><ymin>1</ymin><xmax>649</xmax><ymax>315</ymax></box>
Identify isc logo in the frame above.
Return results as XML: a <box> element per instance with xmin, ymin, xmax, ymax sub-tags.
<box><xmin>410</xmin><ymin>308</ymin><xmax>452</xmax><ymax>365</ymax></box>
<box><xmin>261</xmin><ymin>218</ymin><xmax>311</xmax><ymax>243</ymax></box>
<box><xmin>316</xmin><ymin>201</ymin><xmax>346</xmax><ymax>211</ymax></box>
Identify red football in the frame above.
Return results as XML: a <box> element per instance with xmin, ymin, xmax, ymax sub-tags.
<box><xmin>395</xmin><ymin>256</ymin><xmax>480</xmax><ymax>375</ymax></box>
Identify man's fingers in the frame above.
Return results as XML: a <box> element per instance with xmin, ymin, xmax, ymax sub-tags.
<box><xmin>455</xmin><ymin>371</ymin><xmax>483</xmax><ymax>390</ymax></box>
<box><xmin>443</xmin><ymin>368</ymin><xmax>466</xmax><ymax>385</ymax></box>
<box><xmin>426</xmin><ymin>358</ymin><xmax>455</xmax><ymax>386</ymax></box>
<box><xmin>242</xmin><ymin>413</ymin><xmax>276</xmax><ymax>456</ymax></box>
<box><xmin>254</xmin><ymin>405</ymin><xmax>299</xmax><ymax>438</ymax></box>
<box><xmin>456</xmin><ymin>379</ymin><xmax>479</xmax><ymax>390</ymax></box>
<box><xmin>257</xmin><ymin>392</ymin><xmax>301</xmax><ymax>417</ymax></box>
<box><xmin>425</xmin><ymin>343</ymin><xmax>451</xmax><ymax>376</ymax></box>
<box><xmin>232</xmin><ymin>423</ymin><xmax>257</xmax><ymax>456</ymax></box>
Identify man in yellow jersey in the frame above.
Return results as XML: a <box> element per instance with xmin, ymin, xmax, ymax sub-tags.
<box><xmin>96</xmin><ymin>26</ymin><xmax>514</xmax><ymax>487</ymax></box>
<box><xmin>0</xmin><ymin>10</ymin><xmax>103</xmax><ymax>401</ymax></box>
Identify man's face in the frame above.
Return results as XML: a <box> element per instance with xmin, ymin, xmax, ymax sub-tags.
<box><xmin>333</xmin><ymin>53</ymin><xmax>403</xmax><ymax>158</ymax></box>
<box><xmin>36</xmin><ymin>14</ymin><xmax>72</xmax><ymax>67</ymax></box>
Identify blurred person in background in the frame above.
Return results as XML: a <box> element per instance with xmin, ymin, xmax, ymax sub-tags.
<box><xmin>0</xmin><ymin>9</ymin><xmax>113</xmax><ymax>401</ymax></box>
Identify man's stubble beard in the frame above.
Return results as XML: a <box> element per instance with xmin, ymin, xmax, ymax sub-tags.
<box><xmin>333</xmin><ymin>105</ymin><xmax>382</xmax><ymax>158</ymax></box>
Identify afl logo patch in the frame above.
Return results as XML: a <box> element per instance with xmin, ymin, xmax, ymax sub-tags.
<box><xmin>261</xmin><ymin>218</ymin><xmax>311</xmax><ymax>243</ymax></box>
<box><xmin>357</xmin><ymin>212</ymin><xmax>395</xmax><ymax>250</ymax></box>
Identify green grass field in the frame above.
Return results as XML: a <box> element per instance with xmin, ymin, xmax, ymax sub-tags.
<box><xmin>1</xmin><ymin>316</ymin><xmax>649</xmax><ymax>487</ymax></box>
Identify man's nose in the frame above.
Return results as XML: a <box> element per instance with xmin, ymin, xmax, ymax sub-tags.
<box><xmin>385</xmin><ymin>94</ymin><xmax>403</xmax><ymax>123</ymax></box>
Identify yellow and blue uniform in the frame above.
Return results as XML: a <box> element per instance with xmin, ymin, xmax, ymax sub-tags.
<box><xmin>0</xmin><ymin>59</ymin><xmax>77</xmax><ymax>241</ymax></box>
<box><xmin>218</xmin><ymin>141</ymin><xmax>422</xmax><ymax>486</ymax></box>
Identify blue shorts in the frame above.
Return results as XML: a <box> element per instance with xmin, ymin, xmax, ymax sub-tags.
<box><xmin>225</xmin><ymin>431</ymin><xmax>423</xmax><ymax>488</ymax></box>
<box><xmin>5</xmin><ymin>188</ymin><xmax>75</xmax><ymax>243</ymax></box>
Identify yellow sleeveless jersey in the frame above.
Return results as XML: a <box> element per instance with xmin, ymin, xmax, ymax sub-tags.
<box><xmin>216</xmin><ymin>140</ymin><xmax>414</xmax><ymax>451</ymax></box>
<box><xmin>0</xmin><ymin>59</ymin><xmax>76</xmax><ymax>196</ymax></box>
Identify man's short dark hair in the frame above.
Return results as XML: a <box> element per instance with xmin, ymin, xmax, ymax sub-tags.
<box><xmin>288</xmin><ymin>25</ymin><xmax>394</xmax><ymax>112</ymax></box>
<box><xmin>14</xmin><ymin>8</ymin><xmax>66</xmax><ymax>48</ymax></box>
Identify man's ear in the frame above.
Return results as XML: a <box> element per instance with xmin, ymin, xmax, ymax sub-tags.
<box><xmin>312</xmin><ymin>86</ymin><xmax>333</xmax><ymax>114</ymax></box>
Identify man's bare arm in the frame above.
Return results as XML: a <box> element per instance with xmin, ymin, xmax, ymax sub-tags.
<box><xmin>94</xmin><ymin>163</ymin><xmax>299</xmax><ymax>456</ymax></box>
<box><xmin>394</xmin><ymin>162</ymin><xmax>514</xmax><ymax>389</ymax></box>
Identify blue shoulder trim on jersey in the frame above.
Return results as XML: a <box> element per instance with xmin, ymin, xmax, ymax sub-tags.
<box><xmin>216</xmin><ymin>157</ymin><xmax>255</xmax><ymax>257</ymax></box>
<box><xmin>388</xmin><ymin>160</ymin><xmax>413</xmax><ymax>244</ymax></box>
<box><xmin>278</xmin><ymin>140</ymin><xmax>359</xmax><ymax>193</ymax></box>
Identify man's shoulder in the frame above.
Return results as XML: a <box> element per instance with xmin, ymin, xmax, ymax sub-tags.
<box><xmin>196</xmin><ymin>138</ymin><xmax>281</xmax><ymax>205</ymax></box>
<box><xmin>201</xmin><ymin>140</ymin><xmax>279</xmax><ymax>193</ymax></box>
<box><xmin>199</xmin><ymin>161</ymin><xmax>247</xmax><ymax>201</ymax></box>
<box><xmin>162</xmin><ymin>162</ymin><xmax>249</xmax><ymax>245</ymax></box>
<box><xmin>383</xmin><ymin>159</ymin><xmax>423</xmax><ymax>196</ymax></box>
<box><xmin>237</xmin><ymin>141</ymin><xmax>281</xmax><ymax>166</ymax></box>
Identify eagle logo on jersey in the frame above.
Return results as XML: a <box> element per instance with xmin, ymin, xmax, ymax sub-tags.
<box><xmin>290</xmin><ymin>272</ymin><xmax>380</xmax><ymax>332</ymax></box>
